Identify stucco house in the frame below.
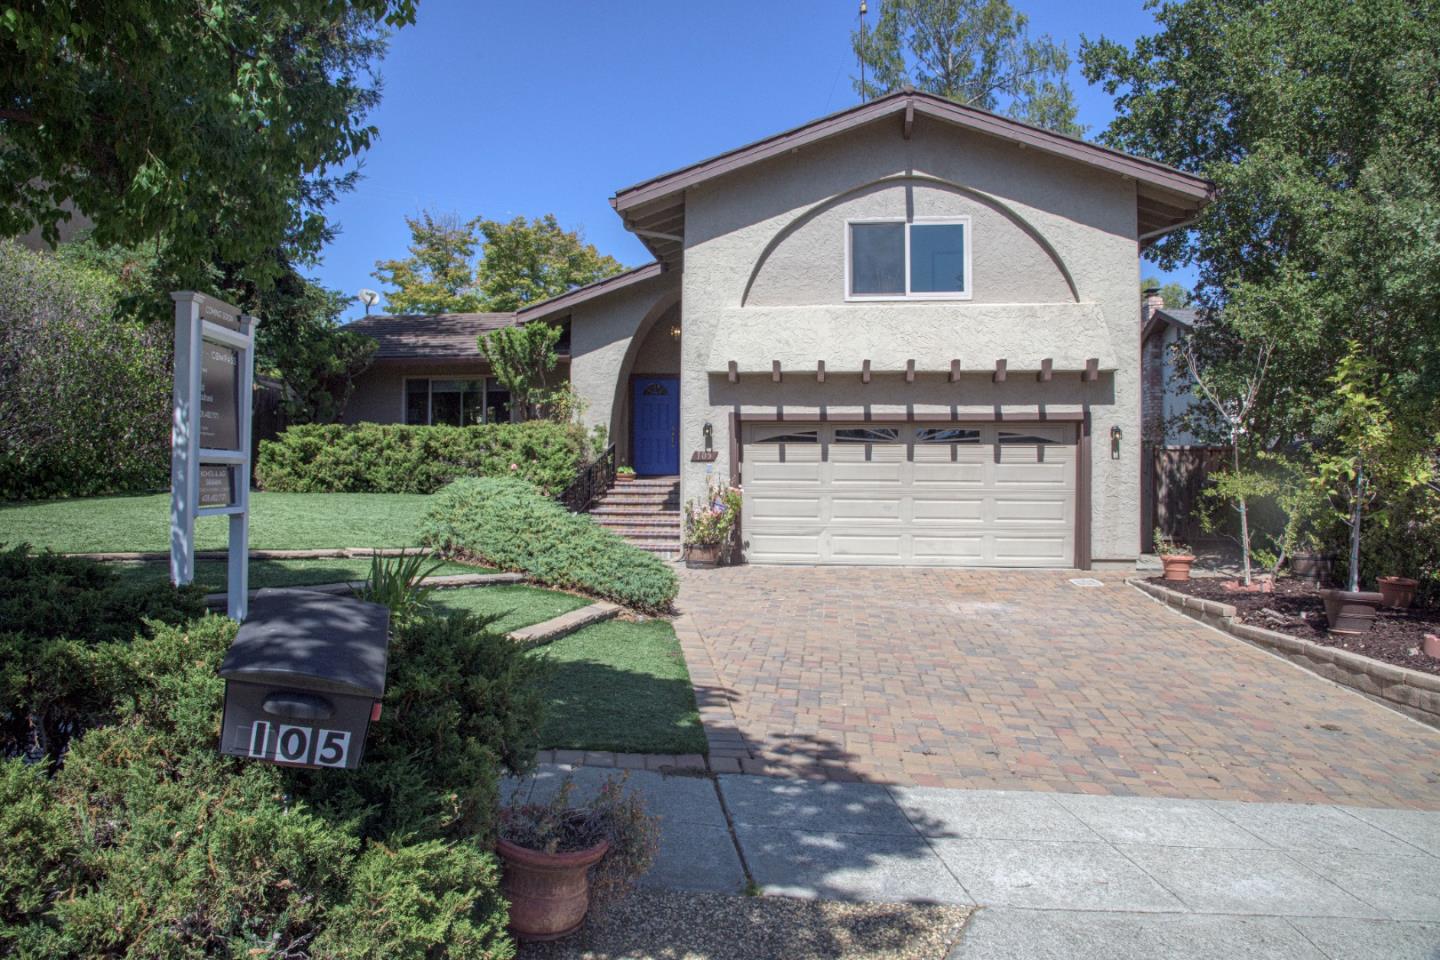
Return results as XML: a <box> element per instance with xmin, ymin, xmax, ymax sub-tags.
<box><xmin>343</xmin><ymin>90</ymin><xmax>1212</xmax><ymax>569</ymax></box>
<box><xmin>1140</xmin><ymin>288</ymin><xmax>1205</xmax><ymax>447</ymax></box>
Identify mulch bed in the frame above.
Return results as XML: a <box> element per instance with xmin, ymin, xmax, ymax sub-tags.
<box><xmin>1151</xmin><ymin>575</ymin><xmax>1440</xmax><ymax>677</ymax></box>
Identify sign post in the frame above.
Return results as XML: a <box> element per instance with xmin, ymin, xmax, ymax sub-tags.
<box><xmin>170</xmin><ymin>292</ymin><xmax>258</xmax><ymax>621</ymax></box>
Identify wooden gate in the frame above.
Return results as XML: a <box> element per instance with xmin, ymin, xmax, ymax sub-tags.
<box><xmin>1142</xmin><ymin>444</ymin><xmax>1231</xmax><ymax>551</ymax></box>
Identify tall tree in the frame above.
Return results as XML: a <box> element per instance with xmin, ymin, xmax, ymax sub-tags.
<box><xmin>1081</xmin><ymin>0</ymin><xmax>1440</xmax><ymax>449</ymax></box>
<box><xmin>1</xmin><ymin>1</ymin><xmax>416</xmax><ymax>288</ymax></box>
<box><xmin>853</xmin><ymin>0</ymin><xmax>1083</xmax><ymax>136</ymax></box>
<box><xmin>473</xmin><ymin>215</ymin><xmax>625</xmax><ymax>312</ymax></box>
<box><xmin>374</xmin><ymin>211</ymin><xmax>625</xmax><ymax>314</ymax></box>
<box><xmin>372</xmin><ymin>212</ymin><xmax>485</xmax><ymax>314</ymax></box>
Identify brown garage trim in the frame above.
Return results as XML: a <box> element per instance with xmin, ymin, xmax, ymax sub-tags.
<box><xmin>736</xmin><ymin>410</ymin><xmax>1085</xmax><ymax>423</ymax></box>
<box><xmin>738</xmin><ymin>413</ymin><xmax>1092</xmax><ymax>570</ymax></box>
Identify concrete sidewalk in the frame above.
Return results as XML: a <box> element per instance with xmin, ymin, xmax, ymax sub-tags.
<box><xmin>506</xmin><ymin>764</ymin><xmax>1440</xmax><ymax>959</ymax></box>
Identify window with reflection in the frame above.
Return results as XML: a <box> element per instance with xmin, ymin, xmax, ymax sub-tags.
<box><xmin>916</xmin><ymin>427</ymin><xmax>981</xmax><ymax>444</ymax></box>
<box><xmin>834</xmin><ymin>427</ymin><xmax>901</xmax><ymax>443</ymax></box>
<box><xmin>998</xmin><ymin>431</ymin><xmax>1060</xmax><ymax>445</ymax></box>
<box><xmin>754</xmin><ymin>430</ymin><xmax>819</xmax><ymax>443</ymax></box>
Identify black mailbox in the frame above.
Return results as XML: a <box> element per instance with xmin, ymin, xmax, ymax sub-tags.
<box><xmin>219</xmin><ymin>589</ymin><xmax>389</xmax><ymax>770</ymax></box>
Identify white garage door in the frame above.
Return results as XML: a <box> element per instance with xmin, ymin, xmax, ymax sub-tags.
<box><xmin>740</xmin><ymin>422</ymin><xmax>1077</xmax><ymax>567</ymax></box>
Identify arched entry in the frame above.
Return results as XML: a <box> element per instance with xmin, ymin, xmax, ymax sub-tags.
<box><xmin>610</xmin><ymin>295</ymin><xmax>680</xmax><ymax>468</ymax></box>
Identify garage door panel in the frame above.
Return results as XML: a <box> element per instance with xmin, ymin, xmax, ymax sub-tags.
<box><xmin>742</xmin><ymin>421</ymin><xmax>1076</xmax><ymax>568</ymax></box>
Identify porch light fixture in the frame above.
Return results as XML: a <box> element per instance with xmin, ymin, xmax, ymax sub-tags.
<box><xmin>669</xmin><ymin>322</ymin><xmax>682</xmax><ymax>340</ymax></box>
<box><xmin>702</xmin><ymin>422</ymin><xmax>713</xmax><ymax>452</ymax></box>
<box><xmin>1110</xmin><ymin>424</ymin><xmax>1123</xmax><ymax>459</ymax></box>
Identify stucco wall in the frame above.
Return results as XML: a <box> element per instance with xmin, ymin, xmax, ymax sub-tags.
<box><xmin>677</xmin><ymin>115</ymin><xmax>1143</xmax><ymax>564</ymax></box>
<box><xmin>566</xmin><ymin>274</ymin><xmax>680</xmax><ymax>463</ymax></box>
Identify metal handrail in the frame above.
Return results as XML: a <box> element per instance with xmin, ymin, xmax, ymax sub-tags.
<box><xmin>558</xmin><ymin>444</ymin><xmax>616</xmax><ymax>513</ymax></box>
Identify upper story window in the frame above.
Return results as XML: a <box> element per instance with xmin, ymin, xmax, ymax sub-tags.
<box><xmin>846</xmin><ymin>217</ymin><xmax>971</xmax><ymax>301</ymax></box>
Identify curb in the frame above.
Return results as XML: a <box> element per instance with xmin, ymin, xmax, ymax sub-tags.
<box><xmin>1129</xmin><ymin>577</ymin><xmax>1440</xmax><ymax>729</ymax></box>
<box><xmin>508</xmin><ymin>601</ymin><xmax>622</xmax><ymax>648</ymax></box>
<box><xmin>78</xmin><ymin>547</ymin><xmax>431</xmax><ymax>563</ymax></box>
<box><xmin>202</xmin><ymin>571</ymin><xmax>526</xmax><ymax>607</ymax></box>
<box><xmin>537</xmin><ymin>749</ymin><xmax>709</xmax><ymax>775</ymax></box>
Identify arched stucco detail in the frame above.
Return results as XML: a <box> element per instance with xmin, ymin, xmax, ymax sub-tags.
<box><xmin>740</xmin><ymin>173</ymin><xmax>1080</xmax><ymax>307</ymax></box>
<box><xmin>608</xmin><ymin>291</ymin><xmax>680</xmax><ymax>463</ymax></box>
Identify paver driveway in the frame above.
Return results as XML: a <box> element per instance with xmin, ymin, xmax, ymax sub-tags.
<box><xmin>674</xmin><ymin>567</ymin><xmax>1440</xmax><ymax>808</ymax></box>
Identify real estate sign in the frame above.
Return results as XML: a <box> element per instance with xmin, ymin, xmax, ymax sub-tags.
<box><xmin>170</xmin><ymin>292</ymin><xmax>258</xmax><ymax>620</ymax></box>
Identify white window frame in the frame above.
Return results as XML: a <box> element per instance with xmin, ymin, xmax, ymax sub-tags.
<box><xmin>402</xmin><ymin>376</ymin><xmax>495</xmax><ymax>425</ymax></box>
<box><xmin>844</xmin><ymin>216</ymin><xmax>973</xmax><ymax>302</ymax></box>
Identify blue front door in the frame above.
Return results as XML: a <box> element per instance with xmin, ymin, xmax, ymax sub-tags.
<box><xmin>632</xmin><ymin>377</ymin><xmax>680</xmax><ymax>475</ymax></box>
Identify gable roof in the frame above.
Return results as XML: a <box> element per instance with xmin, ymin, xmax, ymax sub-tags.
<box><xmin>343</xmin><ymin>312</ymin><xmax>517</xmax><ymax>361</ymax></box>
<box><xmin>611</xmin><ymin>89</ymin><xmax>1214</xmax><ymax>265</ymax></box>
<box><xmin>514</xmin><ymin>261</ymin><xmax>666</xmax><ymax>322</ymax></box>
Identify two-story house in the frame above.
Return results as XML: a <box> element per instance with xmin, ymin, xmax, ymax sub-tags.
<box><xmin>343</xmin><ymin>90</ymin><xmax>1212</xmax><ymax>569</ymax></box>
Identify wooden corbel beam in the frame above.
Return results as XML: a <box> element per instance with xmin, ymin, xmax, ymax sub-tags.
<box><xmin>772</xmin><ymin>360</ymin><xmax>782</xmax><ymax>383</ymax></box>
<box><xmin>993</xmin><ymin>359</ymin><xmax>1008</xmax><ymax>383</ymax></box>
<box><xmin>861</xmin><ymin>359</ymin><xmax>872</xmax><ymax>384</ymax></box>
<box><xmin>905</xmin><ymin>359</ymin><xmax>915</xmax><ymax>382</ymax></box>
<box><xmin>816</xmin><ymin>360</ymin><xmax>826</xmax><ymax>383</ymax></box>
<box><xmin>949</xmin><ymin>359</ymin><xmax>961</xmax><ymax>382</ymax></box>
<box><xmin>902</xmin><ymin>101</ymin><xmax>915</xmax><ymax>140</ymax></box>
<box><xmin>1083</xmin><ymin>358</ymin><xmax>1099</xmax><ymax>382</ymax></box>
<box><xmin>1037</xmin><ymin>358</ymin><xmax>1053</xmax><ymax>382</ymax></box>
<box><xmin>727</xmin><ymin>360</ymin><xmax>738</xmax><ymax>383</ymax></box>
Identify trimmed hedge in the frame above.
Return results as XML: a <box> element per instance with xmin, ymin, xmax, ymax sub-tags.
<box><xmin>0</xmin><ymin>550</ymin><xmax>540</xmax><ymax>959</ymax></box>
<box><xmin>422</xmin><ymin>477</ymin><xmax>679</xmax><ymax>613</ymax></box>
<box><xmin>256</xmin><ymin>421</ymin><xmax>586</xmax><ymax>495</ymax></box>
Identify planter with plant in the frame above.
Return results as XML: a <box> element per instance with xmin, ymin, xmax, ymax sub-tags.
<box><xmin>1154</xmin><ymin>528</ymin><xmax>1196</xmax><ymax>581</ymax></box>
<box><xmin>1313</xmin><ymin>342</ymin><xmax>1431</xmax><ymax>635</ymax></box>
<box><xmin>497</xmin><ymin>774</ymin><xmax>659</xmax><ymax>941</ymax></box>
<box><xmin>1376</xmin><ymin>575</ymin><xmax>1418</xmax><ymax>610</ymax></box>
<box><xmin>615</xmin><ymin>465</ymin><xmax>636</xmax><ymax>485</ymax></box>
<box><xmin>683</xmin><ymin>481</ymin><xmax>743</xmax><ymax>569</ymax></box>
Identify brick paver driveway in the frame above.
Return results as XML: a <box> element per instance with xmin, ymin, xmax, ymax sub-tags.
<box><xmin>674</xmin><ymin>566</ymin><xmax>1440</xmax><ymax>808</ymax></box>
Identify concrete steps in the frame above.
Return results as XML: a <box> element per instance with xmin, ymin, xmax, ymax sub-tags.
<box><xmin>588</xmin><ymin>476</ymin><xmax>682</xmax><ymax>560</ymax></box>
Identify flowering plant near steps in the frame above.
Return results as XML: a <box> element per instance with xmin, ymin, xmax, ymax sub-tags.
<box><xmin>683</xmin><ymin>481</ymin><xmax>743</xmax><ymax>546</ymax></box>
<box><xmin>499</xmin><ymin>773</ymin><xmax>659</xmax><ymax>909</ymax></box>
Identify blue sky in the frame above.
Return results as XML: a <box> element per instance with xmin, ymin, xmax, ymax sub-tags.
<box><xmin>315</xmin><ymin>0</ymin><xmax>1191</xmax><ymax>318</ymax></box>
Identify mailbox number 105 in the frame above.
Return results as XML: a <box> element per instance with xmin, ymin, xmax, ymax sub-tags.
<box><xmin>248</xmin><ymin>721</ymin><xmax>350</xmax><ymax>767</ymax></box>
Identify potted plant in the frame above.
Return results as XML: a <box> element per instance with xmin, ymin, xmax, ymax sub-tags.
<box><xmin>615</xmin><ymin>465</ymin><xmax>636</xmax><ymax>485</ymax></box>
<box><xmin>1154</xmin><ymin>528</ymin><xmax>1196</xmax><ymax>581</ymax></box>
<box><xmin>1376</xmin><ymin>575</ymin><xmax>1418</xmax><ymax>609</ymax></box>
<box><xmin>1289</xmin><ymin>536</ymin><xmax>1336</xmax><ymax>584</ymax></box>
<box><xmin>497</xmin><ymin>774</ymin><xmax>659</xmax><ymax>942</ymax></box>
<box><xmin>1312</xmin><ymin>342</ymin><xmax>1429</xmax><ymax>635</ymax></box>
<box><xmin>683</xmin><ymin>481</ymin><xmax>743</xmax><ymax>569</ymax></box>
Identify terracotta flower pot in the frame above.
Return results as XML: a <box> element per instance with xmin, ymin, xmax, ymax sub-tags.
<box><xmin>685</xmin><ymin>542</ymin><xmax>722</xmax><ymax>569</ymax></box>
<box><xmin>1376</xmin><ymin>576</ymin><xmax>1418</xmax><ymax>610</ymax></box>
<box><xmin>1424</xmin><ymin>634</ymin><xmax>1440</xmax><ymax>660</ymax></box>
<box><xmin>1160</xmin><ymin>554</ymin><xmax>1196</xmax><ymax>582</ymax></box>
<box><xmin>497</xmin><ymin>837</ymin><xmax>609</xmax><ymax>942</ymax></box>
<box><xmin>615</xmin><ymin>473</ymin><xmax>635</xmax><ymax>485</ymax></box>
<box><xmin>1319</xmin><ymin>588</ymin><xmax>1383</xmax><ymax>636</ymax></box>
<box><xmin>1290</xmin><ymin>551</ymin><xmax>1334</xmax><ymax>584</ymax></box>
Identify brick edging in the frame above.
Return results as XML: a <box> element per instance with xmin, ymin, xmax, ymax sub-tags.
<box><xmin>76</xmin><ymin>546</ymin><xmax>431</xmax><ymax>563</ymax></box>
<box><xmin>1129</xmin><ymin>577</ymin><xmax>1440</xmax><ymax>729</ymax></box>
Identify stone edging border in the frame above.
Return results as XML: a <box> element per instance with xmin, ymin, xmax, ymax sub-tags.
<box><xmin>72</xmin><ymin>547</ymin><xmax>431</xmax><ymax>562</ymax></box>
<box><xmin>508</xmin><ymin>602</ymin><xmax>621</xmax><ymax>648</ymax></box>
<box><xmin>1129</xmin><ymin>577</ymin><xmax>1440</xmax><ymax>729</ymax></box>
<box><xmin>201</xmin><ymin>572</ymin><xmax>525</xmax><ymax>607</ymax></box>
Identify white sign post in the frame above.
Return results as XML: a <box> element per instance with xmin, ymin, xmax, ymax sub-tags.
<box><xmin>170</xmin><ymin>292</ymin><xmax>259</xmax><ymax>621</ymax></box>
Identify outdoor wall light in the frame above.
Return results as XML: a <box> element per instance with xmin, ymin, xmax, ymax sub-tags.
<box><xmin>1110</xmin><ymin>424</ymin><xmax>1123</xmax><ymax>459</ymax></box>
<box><xmin>702</xmin><ymin>422</ymin><xmax>714</xmax><ymax>452</ymax></box>
<box><xmin>669</xmin><ymin>322</ymin><xmax>682</xmax><ymax>340</ymax></box>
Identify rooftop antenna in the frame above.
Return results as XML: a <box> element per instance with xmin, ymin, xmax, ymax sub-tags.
<box><xmin>858</xmin><ymin>1</ymin><xmax>868</xmax><ymax>102</ymax></box>
<box><xmin>357</xmin><ymin>288</ymin><xmax>380</xmax><ymax>316</ymax></box>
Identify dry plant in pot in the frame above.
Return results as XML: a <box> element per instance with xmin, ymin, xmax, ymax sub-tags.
<box><xmin>1154</xmin><ymin>528</ymin><xmax>1196</xmax><ymax>582</ymax></box>
<box><xmin>497</xmin><ymin>774</ymin><xmax>659</xmax><ymax>942</ymax></box>
<box><xmin>683</xmin><ymin>481</ymin><xmax>743</xmax><ymax>569</ymax></box>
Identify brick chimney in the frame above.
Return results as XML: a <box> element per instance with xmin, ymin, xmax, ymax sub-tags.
<box><xmin>1142</xmin><ymin>285</ymin><xmax>1165</xmax><ymax>324</ymax></box>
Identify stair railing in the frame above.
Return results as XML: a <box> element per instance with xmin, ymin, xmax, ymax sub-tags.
<box><xmin>559</xmin><ymin>444</ymin><xmax>616</xmax><ymax>513</ymax></box>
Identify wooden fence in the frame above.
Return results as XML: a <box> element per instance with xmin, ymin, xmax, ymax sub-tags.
<box><xmin>1141</xmin><ymin>443</ymin><xmax>1232</xmax><ymax>551</ymax></box>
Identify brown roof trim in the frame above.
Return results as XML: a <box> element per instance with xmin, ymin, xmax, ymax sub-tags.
<box><xmin>612</xmin><ymin>90</ymin><xmax>1213</xmax><ymax>217</ymax></box>
<box><xmin>515</xmin><ymin>261</ymin><xmax>666</xmax><ymax>321</ymax></box>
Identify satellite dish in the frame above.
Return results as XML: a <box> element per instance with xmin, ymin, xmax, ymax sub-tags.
<box><xmin>357</xmin><ymin>288</ymin><xmax>380</xmax><ymax>315</ymax></box>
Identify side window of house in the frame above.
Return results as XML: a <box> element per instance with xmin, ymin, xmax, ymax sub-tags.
<box><xmin>848</xmin><ymin>219</ymin><xmax>969</xmax><ymax>300</ymax></box>
<box><xmin>404</xmin><ymin>379</ymin><xmax>489</xmax><ymax>426</ymax></box>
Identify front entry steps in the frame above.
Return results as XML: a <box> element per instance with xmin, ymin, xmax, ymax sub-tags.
<box><xmin>588</xmin><ymin>476</ymin><xmax>681</xmax><ymax>560</ymax></box>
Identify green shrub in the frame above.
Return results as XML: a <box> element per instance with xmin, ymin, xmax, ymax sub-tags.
<box><xmin>256</xmin><ymin>421</ymin><xmax>585</xmax><ymax>495</ymax></box>
<box><xmin>0</xmin><ymin>547</ymin><xmax>534</xmax><ymax>958</ymax></box>
<box><xmin>421</xmin><ymin>477</ymin><xmax>678</xmax><ymax>613</ymax></box>
<box><xmin>0</xmin><ymin>544</ymin><xmax>205</xmax><ymax>763</ymax></box>
<box><xmin>0</xmin><ymin>241</ymin><xmax>172</xmax><ymax>500</ymax></box>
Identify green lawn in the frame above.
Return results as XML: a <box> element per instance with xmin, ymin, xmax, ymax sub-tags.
<box><xmin>429</xmin><ymin>584</ymin><xmax>591</xmax><ymax>635</ymax></box>
<box><xmin>112</xmin><ymin>556</ymin><xmax>484</xmax><ymax>593</ymax></box>
<box><xmin>0</xmin><ymin>492</ymin><xmax>432</xmax><ymax>554</ymax></box>
<box><xmin>533</xmin><ymin>619</ymin><xmax>707</xmax><ymax>755</ymax></box>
